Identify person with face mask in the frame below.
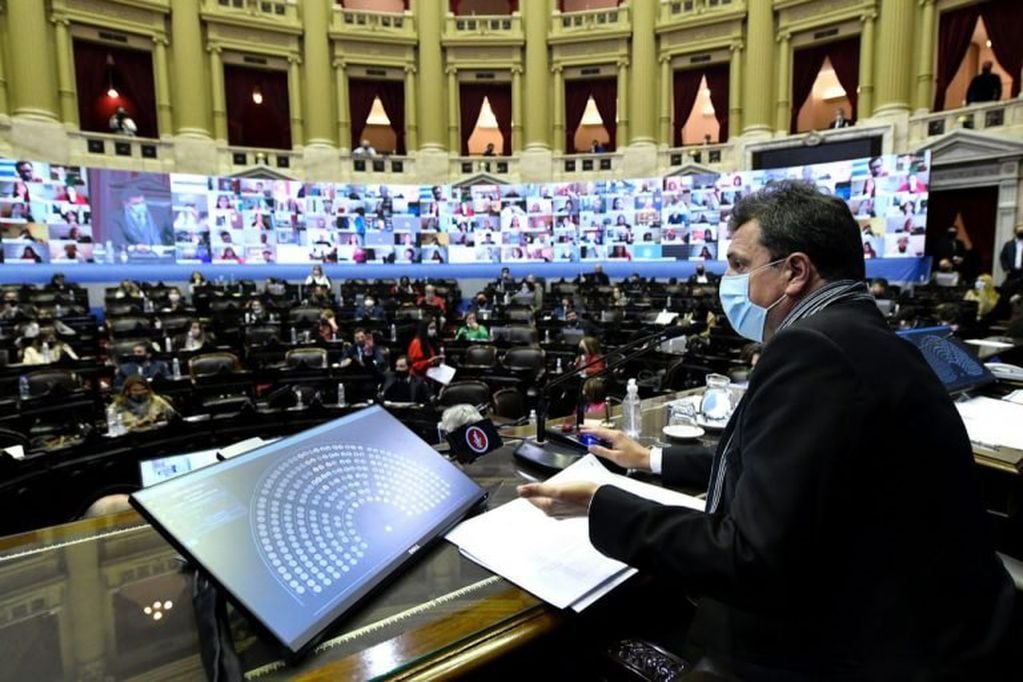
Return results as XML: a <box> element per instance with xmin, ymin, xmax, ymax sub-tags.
<box><xmin>964</xmin><ymin>274</ymin><xmax>1007</xmax><ymax>329</ymax></box>
<box><xmin>341</xmin><ymin>327</ymin><xmax>386</xmax><ymax>374</ymax></box>
<box><xmin>934</xmin><ymin>224</ymin><xmax>969</xmax><ymax>274</ymax></box>
<box><xmin>998</xmin><ymin>223</ymin><xmax>1023</xmax><ymax>294</ymax></box>
<box><xmin>380</xmin><ymin>355</ymin><xmax>433</xmax><ymax>404</ymax></box>
<box><xmin>161</xmin><ymin>288</ymin><xmax>189</xmax><ymax>313</ymax></box>
<box><xmin>182</xmin><ymin>320</ymin><xmax>210</xmax><ymax>352</ymax></box>
<box><xmin>113</xmin><ymin>376</ymin><xmax>176</xmax><ymax>432</ymax></box>
<box><xmin>21</xmin><ymin>330</ymin><xmax>78</xmax><ymax>365</ymax></box>
<box><xmin>518</xmin><ymin>180</ymin><xmax>1015</xmax><ymax>679</ymax></box>
<box><xmin>355</xmin><ymin>296</ymin><xmax>386</xmax><ymax>321</ymax></box>
<box><xmin>114</xmin><ymin>343</ymin><xmax>170</xmax><ymax>388</ymax></box>
<box><xmin>407</xmin><ymin>317</ymin><xmax>443</xmax><ymax>379</ymax></box>
<box><xmin>111</xmin><ymin>185</ymin><xmax>173</xmax><ymax>249</ymax></box>
<box><xmin>454</xmin><ymin>312</ymin><xmax>490</xmax><ymax>341</ymax></box>
<box><xmin>1</xmin><ymin>291</ymin><xmax>35</xmax><ymax>321</ymax></box>
<box><xmin>687</xmin><ymin>263</ymin><xmax>719</xmax><ymax>286</ymax></box>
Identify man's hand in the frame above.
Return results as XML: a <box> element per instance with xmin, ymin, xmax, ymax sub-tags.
<box><xmin>580</xmin><ymin>426</ymin><xmax>651</xmax><ymax>471</ymax></box>
<box><xmin>518</xmin><ymin>481</ymin><xmax>600</xmax><ymax>518</ymax></box>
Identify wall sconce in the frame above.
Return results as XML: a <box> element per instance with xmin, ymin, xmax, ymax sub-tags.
<box><xmin>252</xmin><ymin>86</ymin><xmax>263</xmax><ymax>105</ymax></box>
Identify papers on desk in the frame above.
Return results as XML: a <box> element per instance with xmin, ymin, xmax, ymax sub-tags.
<box><xmin>654</xmin><ymin>311</ymin><xmax>679</xmax><ymax>325</ymax></box>
<box><xmin>1004</xmin><ymin>390</ymin><xmax>1023</xmax><ymax>405</ymax></box>
<box><xmin>446</xmin><ymin>455</ymin><xmax>705</xmax><ymax>611</ymax></box>
<box><xmin>426</xmin><ymin>363</ymin><xmax>456</xmax><ymax>386</ymax></box>
<box><xmin>955</xmin><ymin>397</ymin><xmax>1023</xmax><ymax>451</ymax></box>
<box><xmin>964</xmin><ymin>338</ymin><xmax>1015</xmax><ymax>350</ymax></box>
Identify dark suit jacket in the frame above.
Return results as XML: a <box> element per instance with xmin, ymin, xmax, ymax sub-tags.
<box><xmin>380</xmin><ymin>372</ymin><xmax>432</xmax><ymax>404</ymax></box>
<box><xmin>589</xmin><ymin>300</ymin><xmax>1014</xmax><ymax>678</ymax></box>
<box><xmin>999</xmin><ymin>239</ymin><xmax>1022</xmax><ymax>277</ymax></box>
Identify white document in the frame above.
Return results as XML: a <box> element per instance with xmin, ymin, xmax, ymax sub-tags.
<box><xmin>426</xmin><ymin>363</ymin><xmax>457</xmax><ymax>386</ymax></box>
<box><xmin>446</xmin><ymin>455</ymin><xmax>704</xmax><ymax>611</ymax></box>
<box><xmin>654</xmin><ymin>311</ymin><xmax>679</xmax><ymax>325</ymax></box>
<box><xmin>1004</xmin><ymin>389</ymin><xmax>1023</xmax><ymax>405</ymax></box>
<box><xmin>955</xmin><ymin>397</ymin><xmax>1023</xmax><ymax>451</ymax></box>
<box><xmin>965</xmin><ymin>339</ymin><xmax>1015</xmax><ymax>350</ymax></box>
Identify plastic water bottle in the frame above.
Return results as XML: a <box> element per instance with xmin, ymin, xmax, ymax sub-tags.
<box><xmin>555</xmin><ymin>357</ymin><xmax>563</xmax><ymax>373</ymax></box>
<box><xmin>621</xmin><ymin>378</ymin><xmax>642</xmax><ymax>439</ymax></box>
<box><xmin>294</xmin><ymin>386</ymin><xmax>304</xmax><ymax>409</ymax></box>
<box><xmin>18</xmin><ymin>375</ymin><xmax>30</xmax><ymax>401</ymax></box>
<box><xmin>528</xmin><ymin>409</ymin><xmax>537</xmax><ymax>425</ymax></box>
<box><xmin>41</xmin><ymin>341</ymin><xmax>51</xmax><ymax>363</ymax></box>
<box><xmin>337</xmin><ymin>382</ymin><xmax>346</xmax><ymax>407</ymax></box>
<box><xmin>106</xmin><ymin>405</ymin><xmax>118</xmax><ymax>435</ymax></box>
<box><xmin>544</xmin><ymin>328</ymin><xmax>551</xmax><ymax>343</ymax></box>
<box><xmin>666</xmin><ymin>295</ymin><xmax>673</xmax><ymax>309</ymax></box>
<box><xmin>55</xmin><ymin>303</ymin><xmax>62</xmax><ymax>318</ymax></box>
<box><xmin>290</xmin><ymin>326</ymin><xmax>298</xmax><ymax>344</ymax></box>
<box><xmin>164</xmin><ymin>336</ymin><xmax>173</xmax><ymax>353</ymax></box>
<box><xmin>390</xmin><ymin>323</ymin><xmax>397</xmax><ymax>342</ymax></box>
<box><xmin>172</xmin><ymin>357</ymin><xmax>182</xmax><ymax>379</ymax></box>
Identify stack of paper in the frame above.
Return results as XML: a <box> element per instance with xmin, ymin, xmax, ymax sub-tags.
<box><xmin>446</xmin><ymin>455</ymin><xmax>704</xmax><ymax>611</ymax></box>
<box><xmin>955</xmin><ymin>397</ymin><xmax>1023</xmax><ymax>451</ymax></box>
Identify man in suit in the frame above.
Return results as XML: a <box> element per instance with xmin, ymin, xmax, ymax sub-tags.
<box><xmin>999</xmin><ymin>223</ymin><xmax>1023</xmax><ymax>294</ymax></box>
<box><xmin>967</xmin><ymin>61</ymin><xmax>1003</xmax><ymax>104</ymax></box>
<box><xmin>829</xmin><ymin>107</ymin><xmax>851</xmax><ymax>129</ymax></box>
<box><xmin>520</xmin><ymin>180</ymin><xmax>1015</xmax><ymax>679</ymax></box>
<box><xmin>380</xmin><ymin>355</ymin><xmax>432</xmax><ymax>404</ymax></box>
<box><xmin>687</xmin><ymin>263</ymin><xmax>719</xmax><ymax>286</ymax></box>
<box><xmin>110</xmin><ymin>183</ymin><xmax>173</xmax><ymax>250</ymax></box>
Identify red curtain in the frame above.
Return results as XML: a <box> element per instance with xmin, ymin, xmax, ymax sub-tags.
<box><xmin>459</xmin><ymin>83</ymin><xmax>489</xmax><ymax>155</ymax></box>
<box><xmin>589</xmin><ymin>78</ymin><xmax>618</xmax><ymax>151</ymax></box>
<box><xmin>348</xmin><ymin>78</ymin><xmax>381</xmax><ymax>149</ymax></box>
<box><xmin>981</xmin><ymin>0</ymin><xmax>1023</xmax><ymax>98</ymax></box>
<box><xmin>564</xmin><ymin>79</ymin><xmax>591</xmax><ymax>152</ymax></box>
<box><xmin>486</xmin><ymin>84</ymin><xmax>513</xmax><ymax>155</ymax></box>
<box><xmin>933</xmin><ymin>4</ymin><xmax>982</xmax><ymax>111</ymax></box>
<box><xmin>224</xmin><ymin>65</ymin><xmax>291</xmax><ymax>149</ymax></box>
<box><xmin>926</xmin><ymin>187</ymin><xmax>998</xmax><ymax>276</ymax></box>
<box><xmin>375</xmin><ymin>80</ymin><xmax>406</xmax><ymax>154</ymax></box>
<box><xmin>705</xmin><ymin>63</ymin><xmax>730</xmax><ymax>144</ymax></box>
<box><xmin>672</xmin><ymin>69</ymin><xmax>703</xmax><ymax>147</ymax></box>
<box><xmin>826</xmin><ymin>36</ymin><xmax>860</xmax><ymax>122</ymax></box>
<box><xmin>72</xmin><ymin>41</ymin><xmax>158</xmax><ymax>138</ymax></box>
<box><xmin>790</xmin><ymin>42</ymin><xmax>830</xmax><ymax>133</ymax></box>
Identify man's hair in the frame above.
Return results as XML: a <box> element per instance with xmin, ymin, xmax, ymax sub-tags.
<box><xmin>729</xmin><ymin>180</ymin><xmax>865</xmax><ymax>281</ymax></box>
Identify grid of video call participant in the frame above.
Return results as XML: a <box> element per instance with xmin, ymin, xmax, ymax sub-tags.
<box><xmin>0</xmin><ymin>152</ymin><xmax>928</xmax><ymax>265</ymax></box>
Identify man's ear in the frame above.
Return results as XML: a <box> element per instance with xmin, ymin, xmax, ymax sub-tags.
<box><xmin>783</xmin><ymin>252</ymin><xmax>818</xmax><ymax>297</ymax></box>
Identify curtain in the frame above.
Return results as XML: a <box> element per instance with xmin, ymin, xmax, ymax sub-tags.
<box><xmin>704</xmin><ymin>63</ymin><xmax>730</xmax><ymax>144</ymax></box>
<box><xmin>72</xmin><ymin>41</ymin><xmax>158</xmax><ymax>138</ymax></box>
<box><xmin>926</xmin><ymin>187</ymin><xmax>998</xmax><ymax>277</ymax></box>
<box><xmin>672</xmin><ymin>69</ymin><xmax>703</xmax><ymax>147</ymax></box>
<box><xmin>933</xmin><ymin>4</ymin><xmax>982</xmax><ymax>111</ymax></box>
<box><xmin>981</xmin><ymin>0</ymin><xmax>1023</xmax><ymax>98</ymax></box>
<box><xmin>827</xmin><ymin>36</ymin><xmax>860</xmax><ymax>122</ymax></box>
<box><xmin>375</xmin><ymin>80</ymin><xmax>406</xmax><ymax>154</ymax></box>
<box><xmin>486</xmin><ymin>83</ymin><xmax>513</xmax><ymax>155</ymax></box>
<box><xmin>224</xmin><ymin>65</ymin><xmax>291</xmax><ymax>149</ymax></box>
<box><xmin>348</xmin><ymin>78</ymin><xmax>380</xmax><ymax>150</ymax></box>
<box><xmin>790</xmin><ymin>42</ymin><xmax>830</xmax><ymax>133</ymax></box>
<box><xmin>564</xmin><ymin>79</ymin><xmax>591</xmax><ymax>152</ymax></box>
<box><xmin>589</xmin><ymin>78</ymin><xmax>618</xmax><ymax>151</ymax></box>
<box><xmin>458</xmin><ymin>84</ymin><xmax>488</xmax><ymax>155</ymax></box>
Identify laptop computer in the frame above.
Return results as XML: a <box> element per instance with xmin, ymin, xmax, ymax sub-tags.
<box><xmin>130</xmin><ymin>406</ymin><xmax>486</xmax><ymax>656</ymax></box>
<box><xmin>897</xmin><ymin>325</ymin><xmax>996</xmax><ymax>394</ymax></box>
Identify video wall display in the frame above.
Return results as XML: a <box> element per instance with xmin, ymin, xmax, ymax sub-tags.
<box><xmin>0</xmin><ymin>152</ymin><xmax>929</xmax><ymax>266</ymax></box>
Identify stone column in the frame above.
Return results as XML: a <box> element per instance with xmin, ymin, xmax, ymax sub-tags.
<box><xmin>334</xmin><ymin>59</ymin><xmax>350</xmax><ymax>151</ymax></box>
<box><xmin>616</xmin><ymin>59</ymin><xmax>630</xmax><ymax>146</ymax></box>
<box><xmin>873</xmin><ymin>0</ymin><xmax>913</xmax><ymax>115</ymax></box>
<box><xmin>288</xmin><ymin>56</ymin><xmax>304</xmax><ymax>148</ymax></box>
<box><xmin>415</xmin><ymin>0</ymin><xmax>446</xmax><ymax>151</ymax></box>
<box><xmin>775</xmin><ymin>32</ymin><xmax>791</xmax><ymax>135</ymax></box>
<box><xmin>628</xmin><ymin>0</ymin><xmax>657</xmax><ymax>144</ymax></box>
<box><xmin>522</xmin><ymin>0</ymin><xmax>551</xmax><ymax>150</ymax></box>
<box><xmin>52</xmin><ymin>16</ymin><xmax>78</xmax><ymax>129</ymax></box>
<box><xmin>404</xmin><ymin>65</ymin><xmax>418</xmax><ymax>153</ymax></box>
<box><xmin>153</xmin><ymin>37</ymin><xmax>173</xmax><ymax>138</ymax></box>
<box><xmin>0</xmin><ymin>22</ymin><xmax>8</xmax><ymax>116</ymax></box>
<box><xmin>742</xmin><ymin>0</ymin><xmax>773</xmax><ymax>136</ymax></box>
<box><xmin>728</xmin><ymin>41</ymin><xmax>743</xmax><ymax>139</ymax></box>
<box><xmin>447</xmin><ymin>67</ymin><xmax>460</xmax><ymax>153</ymax></box>
<box><xmin>207</xmin><ymin>45</ymin><xmax>227</xmax><ymax>142</ymax></box>
<box><xmin>302</xmin><ymin>0</ymin><xmax>335</xmax><ymax>146</ymax></box>
<box><xmin>511</xmin><ymin>66</ymin><xmax>524</xmax><ymax>153</ymax></box>
<box><xmin>914</xmin><ymin>0</ymin><xmax>937</xmax><ymax>113</ymax></box>
<box><xmin>170</xmin><ymin>0</ymin><xmax>210</xmax><ymax>137</ymax></box>
<box><xmin>659</xmin><ymin>56</ymin><xmax>672</xmax><ymax>147</ymax></box>
<box><xmin>552</xmin><ymin>65</ymin><xmax>565</xmax><ymax>154</ymax></box>
<box><xmin>6</xmin><ymin>0</ymin><xmax>59</xmax><ymax>121</ymax></box>
<box><xmin>858</xmin><ymin>11</ymin><xmax>876</xmax><ymax>119</ymax></box>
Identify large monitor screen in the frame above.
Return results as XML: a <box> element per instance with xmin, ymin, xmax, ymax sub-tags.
<box><xmin>130</xmin><ymin>406</ymin><xmax>486</xmax><ymax>654</ymax></box>
<box><xmin>0</xmin><ymin>152</ymin><xmax>929</xmax><ymax>267</ymax></box>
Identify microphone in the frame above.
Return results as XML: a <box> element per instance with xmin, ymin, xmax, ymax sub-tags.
<box><xmin>440</xmin><ymin>404</ymin><xmax>503</xmax><ymax>464</ymax></box>
<box><xmin>514</xmin><ymin>323</ymin><xmax>686</xmax><ymax>471</ymax></box>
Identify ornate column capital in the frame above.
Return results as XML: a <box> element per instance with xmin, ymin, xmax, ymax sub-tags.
<box><xmin>860</xmin><ymin>11</ymin><xmax>877</xmax><ymax>23</ymax></box>
<box><xmin>616</xmin><ymin>58</ymin><xmax>630</xmax><ymax>69</ymax></box>
<box><xmin>777</xmin><ymin>32</ymin><xmax>791</xmax><ymax>44</ymax></box>
<box><xmin>444</xmin><ymin>65</ymin><xmax>458</xmax><ymax>76</ymax></box>
<box><xmin>658</xmin><ymin>54</ymin><xmax>672</xmax><ymax>65</ymax></box>
<box><xmin>730</xmin><ymin>41</ymin><xmax>745</xmax><ymax>54</ymax></box>
<box><xmin>49</xmin><ymin>14</ymin><xmax>71</xmax><ymax>28</ymax></box>
<box><xmin>403</xmin><ymin>63</ymin><xmax>418</xmax><ymax>74</ymax></box>
<box><xmin>332</xmin><ymin>58</ymin><xmax>346</xmax><ymax>69</ymax></box>
<box><xmin>550</xmin><ymin>63</ymin><xmax>564</xmax><ymax>74</ymax></box>
<box><xmin>206</xmin><ymin>42</ymin><xmax>222</xmax><ymax>55</ymax></box>
<box><xmin>152</xmin><ymin>35</ymin><xmax>170</xmax><ymax>47</ymax></box>
<box><xmin>287</xmin><ymin>54</ymin><xmax>302</xmax><ymax>66</ymax></box>
<box><xmin>510</xmin><ymin>64</ymin><xmax>524</xmax><ymax>75</ymax></box>
<box><xmin>918</xmin><ymin>0</ymin><xmax>935</xmax><ymax>7</ymax></box>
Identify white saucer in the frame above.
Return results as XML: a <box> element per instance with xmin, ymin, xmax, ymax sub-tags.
<box><xmin>662</xmin><ymin>424</ymin><xmax>705</xmax><ymax>440</ymax></box>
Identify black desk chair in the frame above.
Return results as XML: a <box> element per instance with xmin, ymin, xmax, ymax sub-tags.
<box><xmin>437</xmin><ymin>380</ymin><xmax>492</xmax><ymax>409</ymax></box>
<box><xmin>285</xmin><ymin>347</ymin><xmax>328</xmax><ymax>369</ymax></box>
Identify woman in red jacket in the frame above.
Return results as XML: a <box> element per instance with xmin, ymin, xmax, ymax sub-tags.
<box><xmin>408</xmin><ymin>317</ymin><xmax>443</xmax><ymax>378</ymax></box>
<box><xmin>576</xmin><ymin>335</ymin><xmax>606</xmax><ymax>377</ymax></box>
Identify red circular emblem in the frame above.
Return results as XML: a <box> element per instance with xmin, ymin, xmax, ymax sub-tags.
<box><xmin>465</xmin><ymin>425</ymin><xmax>490</xmax><ymax>453</ymax></box>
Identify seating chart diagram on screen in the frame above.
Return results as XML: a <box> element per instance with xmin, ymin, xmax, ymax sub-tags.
<box><xmin>130</xmin><ymin>406</ymin><xmax>485</xmax><ymax>653</ymax></box>
<box><xmin>253</xmin><ymin>441</ymin><xmax>453</xmax><ymax>606</ymax></box>
<box><xmin>897</xmin><ymin>326</ymin><xmax>995</xmax><ymax>394</ymax></box>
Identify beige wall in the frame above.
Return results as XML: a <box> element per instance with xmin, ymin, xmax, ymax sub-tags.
<box><xmin>573</xmin><ymin>123</ymin><xmax>611</xmax><ymax>152</ymax></box>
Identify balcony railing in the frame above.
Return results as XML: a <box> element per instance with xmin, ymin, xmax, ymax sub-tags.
<box><xmin>659</xmin><ymin>0</ymin><xmax>737</xmax><ymax>21</ymax></box>
<box><xmin>909</xmin><ymin>99</ymin><xmax>1023</xmax><ymax>142</ymax></box>
<box><xmin>223</xmin><ymin>146</ymin><xmax>301</xmax><ymax>175</ymax></box>
<box><xmin>345</xmin><ymin>154</ymin><xmax>414</xmax><ymax>177</ymax></box>
<box><xmin>450</xmin><ymin>155</ymin><xmax>516</xmax><ymax>177</ymax></box>
<box><xmin>69</xmin><ymin>131</ymin><xmax>173</xmax><ymax>170</ymax></box>
<box><xmin>555</xmin><ymin>152</ymin><xmax>621</xmax><ymax>176</ymax></box>
<box><xmin>203</xmin><ymin>0</ymin><xmax>298</xmax><ymax>23</ymax></box>
<box><xmin>331</xmin><ymin>6</ymin><xmax>416</xmax><ymax>39</ymax></box>
<box><xmin>661</xmin><ymin>143</ymin><xmax>733</xmax><ymax>170</ymax></box>
<box><xmin>444</xmin><ymin>13</ymin><xmax>523</xmax><ymax>42</ymax></box>
<box><xmin>550</xmin><ymin>5</ymin><xmax>630</xmax><ymax>39</ymax></box>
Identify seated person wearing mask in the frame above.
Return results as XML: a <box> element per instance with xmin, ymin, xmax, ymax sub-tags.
<box><xmin>380</xmin><ymin>355</ymin><xmax>433</xmax><ymax>404</ymax></box>
<box><xmin>180</xmin><ymin>320</ymin><xmax>212</xmax><ymax>352</ymax></box>
<box><xmin>454</xmin><ymin>312</ymin><xmax>490</xmax><ymax>341</ymax></box>
<box><xmin>160</xmin><ymin>288</ymin><xmax>191</xmax><ymax>313</ymax></box>
<box><xmin>113</xmin><ymin>376</ymin><xmax>177</xmax><ymax>432</ymax></box>
<box><xmin>21</xmin><ymin>329</ymin><xmax>78</xmax><ymax>365</ymax></box>
<box><xmin>355</xmin><ymin>296</ymin><xmax>386</xmax><ymax>320</ymax></box>
<box><xmin>114</xmin><ymin>343</ymin><xmax>170</xmax><ymax>388</ymax></box>
<box><xmin>519</xmin><ymin>180</ymin><xmax>1015</xmax><ymax>679</ymax></box>
<box><xmin>1</xmin><ymin>291</ymin><xmax>36</xmax><ymax>321</ymax></box>
<box><xmin>340</xmin><ymin>327</ymin><xmax>386</xmax><ymax>375</ymax></box>
<box><xmin>687</xmin><ymin>264</ymin><xmax>719</xmax><ymax>286</ymax></box>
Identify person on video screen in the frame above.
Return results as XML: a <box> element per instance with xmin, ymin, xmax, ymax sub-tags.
<box><xmin>111</xmin><ymin>183</ymin><xmax>172</xmax><ymax>248</ymax></box>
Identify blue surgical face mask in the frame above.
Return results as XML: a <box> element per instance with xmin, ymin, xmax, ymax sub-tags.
<box><xmin>718</xmin><ymin>258</ymin><xmax>788</xmax><ymax>342</ymax></box>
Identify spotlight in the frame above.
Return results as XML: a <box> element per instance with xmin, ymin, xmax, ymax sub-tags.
<box><xmin>252</xmin><ymin>87</ymin><xmax>263</xmax><ymax>105</ymax></box>
<box><xmin>107</xmin><ymin>87</ymin><xmax>119</xmax><ymax>99</ymax></box>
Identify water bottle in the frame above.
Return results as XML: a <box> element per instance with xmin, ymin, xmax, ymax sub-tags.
<box><xmin>55</xmin><ymin>303</ymin><xmax>62</xmax><ymax>318</ymax></box>
<box><xmin>41</xmin><ymin>341</ymin><xmax>51</xmax><ymax>363</ymax></box>
<box><xmin>555</xmin><ymin>357</ymin><xmax>563</xmax><ymax>373</ymax></box>
<box><xmin>290</xmin><ymin>326</ymin><xmax>298</xmax><ymax>344</ymax></box>
<box><xmin>390</xmin><ymin>323</ymin><xmax>397</xmax><ymax>342</ymax></box>
<box><xmin>303</xmin><ymin>329</ymin><xmax>311</xmax><ymax>344</ymax></box>
<box><xmin>294</xmin><ymin>386</ymin><xmax>304</xmax><ymax>409</ymax></box>
<box><xmin>528</xmin><ymin>409</ymin><xmax>537</xmax><ymax>425</ymax></box>
<box><xmin>544</xmin><ymin>328</ymin><xmax>551</xmax><ymax>343</ymax></box>
<box><xmin>666</xmin><ymin>295</ymin><xmax>673</xmax><ymax>309</ymax></box>
<box><xmin>18</xmin><ymin>375</ymin><xmax>30</xmax><ymax>401</ymax></box>
<box><xmin>337</xmin><ymin>382</ymin><xmax>346</xmax><ymax>407</ymax></box>
<box><xmin>106</xmin><ymin>405</ymin><xmax>118</xmax><ymax>435</ymax></box>
<box><xmin>153</xmin><ymin>317</ymin><xmax>162</xmax><ymax>331</ymax></box>
<box><xmin>172</xmin><ymin>357</ymin><xmax>182</xmax><ymax>379</ymax></box>
<box><xmin>165</xmin><ymin>336</ymin><xmax>173</xmax><ymax>353</ymax></box>
<box><xmin>621</xmin><ymin>378</ymin><xmax>642</xmax><ymax>439</ymax></box>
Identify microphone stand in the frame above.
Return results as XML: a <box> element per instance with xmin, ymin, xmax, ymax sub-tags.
<box><xmin>514</xmin><ymin>324</ymin><xmax>683</xmax><ymax>471</ymax></box>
